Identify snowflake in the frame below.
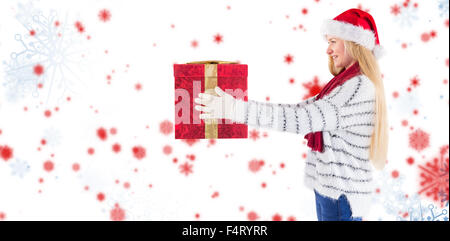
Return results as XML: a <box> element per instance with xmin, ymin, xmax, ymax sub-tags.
<box><xmin>284</xmin><ymin>54</ymin><xmax>294</xmax><ymax>64</ymax></box>
<box><xmin>2</xmin><ymin>2</ymin><xmax>87</xmax><ymax>105</ymax></box>
<box><xmin>43</xmin><ymin>127</ymin><xmax>62</xmax><ymax>147</ymax></box>
<box><xmin>179</xmin><ymin>162</ymin><xmax>193</xmax><ymax>176</ymax></box>
<box><xmin>392</xmin><ymin>1</ymin><xmax>419</xmax><ymax>28</ymax></box>
<box><xmin>391</xmin><ymin>89</ymin><xmax>422</xmax><ymax>116</ymax></box>
<box><xmin>302</xmin><ymin>76</ymin><xmax>323</xmax><ymax>100</ymax></box>
<box><xmin>409</xmin><ymin>129</ymin><xmax>430</xmax><ymax>152</ymax></box>
<box><xmin>249</xmin><ymin>129</ymin><xmax>260</xmax><ymax>141</ymax></box>
<box><xmin>372</xmin><ymin>171</ymin><xmax>449</xmax><ymax>221</ymax></box>
<box><xmin>182</xmin><ymin>138</ymin><xmax>199</xmax><ymax>146</ymax></box>
<box><xmin>10</xmin><ymin>158</ymin><xmax>30</xmax><ymax>178</ymax></box>
<box><xmin>418</xmin><ymin>145</ymin><xmax>449</xmax><ymax>207</ymax></box>
<box><xmin>98</xmin><ymin>9</ymin><xmax>111</xmax><ymax>22</ymax></box>
<box><xmin>438</xmin><ymin>0</ymin><xmax>449</xmax><ymax>17</ymax></box>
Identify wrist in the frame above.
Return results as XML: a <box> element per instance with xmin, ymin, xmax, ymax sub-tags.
<box><xmin>233</xmin><ymin>99</ymin><xmax>247</xmax><ymax>124</ymax></box>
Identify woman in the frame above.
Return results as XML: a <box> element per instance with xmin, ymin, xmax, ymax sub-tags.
<box><xmin>194</xmin><ymin>8</ymin><xmax>389</xmax><ymax>221</ymax></box>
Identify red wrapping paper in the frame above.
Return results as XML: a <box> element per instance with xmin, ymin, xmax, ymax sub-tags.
<box><xmin>173</xmin><ymin>61</ymin><xmax>248</xmax><ymax>139</ymax></box>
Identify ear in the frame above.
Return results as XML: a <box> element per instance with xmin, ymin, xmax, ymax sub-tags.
<box><xmin>215</xmin><ymin>86</ymin><xmax>225</xmax><ymax>97</ymax></box>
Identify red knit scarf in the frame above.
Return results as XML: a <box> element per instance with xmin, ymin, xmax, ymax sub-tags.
<box><xmin>304</xmin><ymin>61</ymin><xmax>361</xmax><ymax>152</ymax></box>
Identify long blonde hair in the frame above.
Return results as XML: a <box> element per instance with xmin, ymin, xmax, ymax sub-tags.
<box><xmin>328</xmin><ymin>40</ymin><xmax>389</xmax><ymax>170</ymax></box>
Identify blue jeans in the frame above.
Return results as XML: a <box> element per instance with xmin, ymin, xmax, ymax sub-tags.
<box><xmin>314</xmin><ymin>190</ymin><xmax>362</xmax><ymax>221</ymax></box>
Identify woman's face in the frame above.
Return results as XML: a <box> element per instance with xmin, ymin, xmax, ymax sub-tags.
<box><xmin>326</xmin><ymin>35</ymin><xmax>355</xmax><ymax>69</ymax></box>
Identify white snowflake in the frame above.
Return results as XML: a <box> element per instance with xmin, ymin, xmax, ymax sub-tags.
<box><xmin>10</xmin><ymin>158</ymin><xmax>31</xmax><ymax>178</ymax></box>
<box><xmin>2</xmin><ymin>2</ymin><xmax>87</xmax><ymax>105</ymax></box>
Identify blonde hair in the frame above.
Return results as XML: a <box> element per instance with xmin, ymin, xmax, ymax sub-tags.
<box><xmin>328</xmin><ymin>40</ymin><xmax>389</xmax><ymax>170</ymax></box>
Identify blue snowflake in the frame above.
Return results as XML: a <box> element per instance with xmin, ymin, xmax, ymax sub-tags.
<box><xmin>438</xmin><ymin>0</ymin><xmax>449</xmax><ymax>17</ymax></box>
<box><xmin>10</xmin><ymin>158</ymin><xmax>30</xmax><ymax>178</ymax></box>
<box><xmin>372</xmin><ymin>171</ymin><xmax>449</xmax><ymax>221</ymax></box>
<box><xmin>43</xmin><ymin>127</ymin><xmax>62</xmax><ymax>147</ymax></box>
<box><xmin>2</xmin><ymin>2</ymin><xmax>87</xmax><ymax>105</ymax></box>
<box><xmin>393</xmin><ymin>3</ymin><xmax>419</xmax><ymax>28</ymax></box>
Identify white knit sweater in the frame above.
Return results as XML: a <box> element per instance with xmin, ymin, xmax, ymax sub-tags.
<box><xmin>234</xmin><ymin>74</ymin><xmax>376</xmax><ymax>218</ymax></box>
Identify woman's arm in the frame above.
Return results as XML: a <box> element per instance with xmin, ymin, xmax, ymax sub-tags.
<box><xmin>234</xmin><ymin>76</ymin><xmax>376</xmax><ymax>135</ymax></box>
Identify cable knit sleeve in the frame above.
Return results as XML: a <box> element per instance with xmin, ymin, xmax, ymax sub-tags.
<box><xmin>233</xmin><ymin>75</ymin><xmax>376</xmax><ymax>135</ymax></box>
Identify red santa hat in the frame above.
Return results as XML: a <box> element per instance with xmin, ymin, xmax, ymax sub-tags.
<box><xmin>320</xmin><ymin>8</ymin><xmax>385</xmax><ymax>59</ymax></box>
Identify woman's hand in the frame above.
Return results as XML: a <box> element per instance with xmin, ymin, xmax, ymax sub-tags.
<box><xmin>194</xmin><ymin>86</ymin><xmax>238</xmax><ymax>120</ymax></box>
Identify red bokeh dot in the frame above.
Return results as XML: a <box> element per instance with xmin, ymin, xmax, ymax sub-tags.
<box><xmin>392</xmin><ymin>170</ymin><xmax>399</xmax><ymax>178</ymax></box>
<box><xmin>34</xmin><ymin>64</ymin><xmax>44</xmax><ymax>76</ymax></box>
<box><xmin>110</xmin><ymin>128</ymin><xmax>117</xmax><ymax>135</ymax></box>
<box><xmin>72</xmin><ymin>163</ymin><xmax>80</xmax><ymax>172</ymax></box>
<box><xmin>401</xmin><ymin>120</ymin><xmax>408</xmax><ymax>126</ymax></box>
<box><xmin>112</xmin><ymin>143</ymin><xmax>121</xmax><ymax>153</ymax></box>
<box><xmin>87</xmin><ymin>147</ymin><xmax>95</xmax><ymax>155</ymax></box>
<box><xmin>163</xmin><ymin>145</ymin><xmax>172</xmax><ymax>155</ymax></box>
<box><xmin>406</xmin><ymin>157</ymin><xmax>414</xmax><ymax>165</ymax></box>
<box><xmin>43</xmin><ymin>161</ymin><xmax>54</xmax><ymax>172</ymax></box>
<box><xmin>421</xmin><ymin>33</ymin><xmax>430</xmax><ymax>42</ymax></box>
<box><xmin>44</xmin><ymin>110</ymin><xmax>52</xmax><ymax>118</ymax></box>
<box><xmin>97</xmin><ymin>192</ymin><xmax>105</xmax><ymax>202</ymax></box>
<box><xmin>132</xmin><ymin>146</ymin><xmax>146</xmax><ymax>160</ymax></box>
<box><xmin>247</xmin><ymin>211</ymin><xmax>259</xmax><ymax>221</ymax></box>
<box><xmin>97</xmin><ymin>127</ymin><xmax>108</xmax><ymax>141</ymax></box>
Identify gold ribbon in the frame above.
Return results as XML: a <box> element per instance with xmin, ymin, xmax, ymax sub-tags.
<box><xmin>187</xmin><ymin>60</ymin><xmax>238</xmax><ymax>139</ymax></box>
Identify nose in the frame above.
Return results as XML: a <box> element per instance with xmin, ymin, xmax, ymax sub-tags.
<box><xmin>326</xmin><ymin>46</ymin><xmax>333</xmax><ymax>55</ymax></box>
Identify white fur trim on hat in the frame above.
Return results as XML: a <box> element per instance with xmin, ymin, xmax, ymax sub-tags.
<box><xmin>321</xmin><ymin>19</ymin><xmax>376</xmax><ymax>51</ymax></box>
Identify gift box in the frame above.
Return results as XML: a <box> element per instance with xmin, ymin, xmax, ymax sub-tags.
<box><xmin>173</xmin><ymin>60</ymin><xmax>248</xmax><ymax>139</ymax></box>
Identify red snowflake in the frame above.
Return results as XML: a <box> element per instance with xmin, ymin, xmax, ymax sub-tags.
<box><xmin>418</xmin><ymin>145</ymin><xmax>449</xmax><ymax>207</ymax></box>
<box><xmin>191</xmin><ymin>40</ymin><xmax>198</xmax><ymax>48</ymax></box>
<box><xmin>182</xmin><ymin>138</ymin><xmax>199</xmax><ymax>147</ymax></box>
<box><xmin>302</xmin><ymin>76</ymin><xmax>324</xmax><ymax>99</ymax></box>
<box><xmin>34</xmin><ymin>64</ymin><xmax>44</xmax><ymax>76</ymax></box>
<box><xmin>409</xmin><ymin>128</ymin><xmax>430</xmax><ymax>152</ymax></box>
<box><xmin>410</xmin><ymin>76</ymin><xmax>420</xmax><ymax>88</ymax></box>
<box><xmin>272</xmin><ymin>213</ymin><xmax>282</xmax><ymax>221</ymax></box>
<box><xmin>249</xmin><ymin>129</ymin><xmax>260</xmax><ymax>141</ymax></box>
<box><xmin>132</xmin><ymin>146</ymin><xmax>146</xmax><ymax>160</ymax></box>
<box><xmin>430</xmin><ymin>30</ymin><xmax>437</xmax><ymax>38</ymax></box>
<box><xmin>249</xmin><ymin>159</ymin><xmax>264</xmax><ymax>173</ymax></box>
<box><xmin>98</xmin><ymin>9</ymin><xmax>111</xmax><ymax>22</ymax></box>
<box><xmin>179</xmin><ymin>162</ymin><xmax>193</xmax><ymax>176</ymax></box>
<box><xmin>159</xmin><ymin>120</ymin><xmax>173</xmax><ymax>135</ymax></box>
<box><xmin>0</xmin><ymin>145</ymin><xmax>14</xmax><ymax>161</ymax></box>
<box><xmin>247</xmin><ymin>211</ymin><xmax>259</xmax><ymax>221</ymax></box>
<box><xmin>391</xmin><ymin>4</ymin><xmax>401</xmax><ymax>15</ymax></box>
<box><xmin>110</xmin><ymin>203</ymin><xmax>126</xmax><ymax>221</ymax></box>
<box><xmin>284</xmin><ymin>54</ymin><xmax>294</xmax><ymax>64</ymax></box>
<box><xmin>75</xmin><ymin>21</ymin><xmax>85</xmax><ymax>33</ymax></box>
<box><xmin>213</xmin><ymin>33</ymin><xmax>223</xmax><ymax>44</ymax></box>
<box><xmin>356</xmin><ymin>4</ymin><xmax>370</xmax><ymax>12</ymax></box>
